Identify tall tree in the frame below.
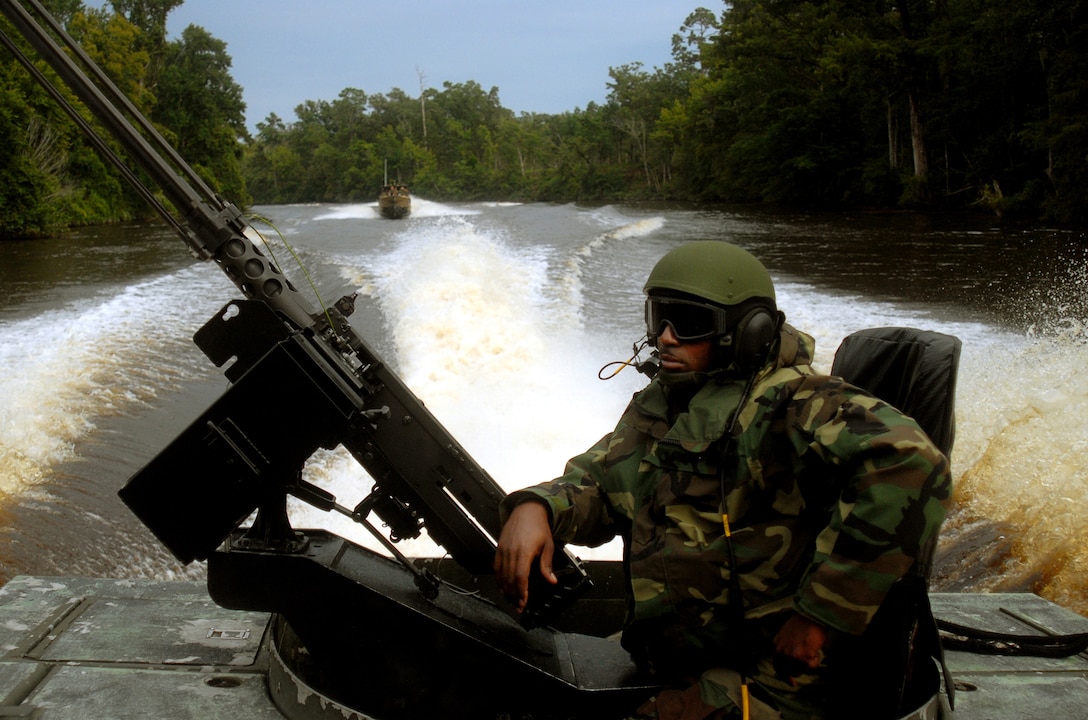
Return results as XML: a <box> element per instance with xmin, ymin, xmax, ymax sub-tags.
<box><xmin>154</xmin><ymin>24</ymin><xmax>248</xmax><ymax>202</ymax></box>
<box><xmin>1041</xmin><ymin>0</ymin><xmax>1088</xmax><ymax>223</ymax></box>
<box><xmin>891</xmin><ymin>0</ymin><xmax>937</xmax><ymax>201</ymax></box>
<box><xmin>671</xmin><ymin>6</ymin><xmax>718</xmax><ymax>73</ymax></box>
<box><xmin>1</xmin><ymin>6</ymin><xmax>152</xmax><ymax>234</ymax></box>
<box><xmin>110</xmin><ymin>0</ymin><xmax>182</xmax><ymax>85</ymax></box>
<box><xmin>606</xmin><ymin>60</ymin><xmax>693</xmax><ymax>193</ymax></box>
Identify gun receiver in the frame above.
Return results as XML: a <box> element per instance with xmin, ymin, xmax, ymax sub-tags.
<box><xmin>0</xmin><ymin>0</ymin><xmax>588</xmax><ymax>626</ymax></box>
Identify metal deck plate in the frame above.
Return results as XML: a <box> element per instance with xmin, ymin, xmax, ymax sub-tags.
<box><xmin>2</xmin><ymin>576</ymin><xmax>1087</xmax><ymax>718</ymax></box>
<box><xmin>0</xmin><ymin>576</ymin><xmax>280</xmax><ymax>719</ymax></box>
<box><xmin>932</xmin><ymin>592</ymin><xmax>1088</xmax><ymax>718</ymax></box>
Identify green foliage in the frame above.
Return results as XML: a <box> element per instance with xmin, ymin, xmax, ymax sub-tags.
<box><xmin>3</xmin><ymin>0</ymin><xmax>1088</xmax><ymax>231</ymax></box>
<box><xmin>1</xmin><ymin>6</ymin><xmax>150</xmax><ymax>236</ymax></box>
<box><xmin>0</xmin><ymin>86</ymin><xmax>59</xmax><ymax>236</ymax></box>
<box><xmin>154</xmin><ymin>23</ymin><xmax>249</xmax><ymax>204</ymax></box>
<box><xmin>0</xmin><ymin>0</ymin><xmax>249</xmax><ymax>236</ymax></box>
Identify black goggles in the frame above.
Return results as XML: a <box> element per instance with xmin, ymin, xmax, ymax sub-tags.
<box><xmin>645</xmin><ymin>296</ymin><xmax>731</xmax><ymax>341</ymax></box>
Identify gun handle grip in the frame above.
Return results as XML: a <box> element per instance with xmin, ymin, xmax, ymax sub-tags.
<box><xmin>518</xmin><ymin>547</ymin><xmax>592</xmax><ymax>629</ymax></box>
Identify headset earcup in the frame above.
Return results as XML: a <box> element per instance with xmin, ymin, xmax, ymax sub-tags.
<box><xmin>733</xmin><ymin>308</ymin><xmax>778</xmax><ymax>371</ymax></box>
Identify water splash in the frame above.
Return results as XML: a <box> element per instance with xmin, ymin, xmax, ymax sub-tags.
<box><xmin>0</xmin><ymin>266</ymin><xmax>221</xmax><ymax>499</ymax></box>
<box><xmin>369</xmin><ymin>217</ymin><xmax>647</xmax><ymax>481</ymax></box>
<box><xmin>935</xmin><ymin>317</ymin><xmax>1088</xmax><ymax>612</ymax></box>
<box><xmin>552</xmin><ymin>215</ymin><xmax>667</xmax><ymax>341</ymax></box>
<box><xmin>291</xmin><ymin>216</ymin><xmax>643</xmax><ymax>556</ymax></box>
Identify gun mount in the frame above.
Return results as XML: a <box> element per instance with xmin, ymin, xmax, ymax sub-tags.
<box><xmin>0</xmin><ymin>1</ymin><xmax>656</xmax><ymax>717</ymax></box>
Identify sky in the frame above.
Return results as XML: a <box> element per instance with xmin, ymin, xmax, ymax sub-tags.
<box><xmin>165</xmin><ymin>0</ymin><xmax>705</xmax><ymax>132</ymax></box>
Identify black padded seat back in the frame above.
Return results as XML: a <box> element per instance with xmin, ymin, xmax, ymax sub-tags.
<box><xmin>831</xmin><ymin>327</ymin><xmax>961</xmax><ymax>458</ymax></box>
<box><xmin>826</xmin><ymin>327</ymin><xmax>962</xmax><ymax>717</ymax></box>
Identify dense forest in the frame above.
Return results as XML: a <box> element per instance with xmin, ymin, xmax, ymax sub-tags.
<box><xmin>2</xmin><ymin>0</ymin><xmax>1086</xmax><ymax>237</ymax></box>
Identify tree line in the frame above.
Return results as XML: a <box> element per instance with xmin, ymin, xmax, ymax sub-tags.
<box><xmin>2</xmin><ymin>0</ymin><xmax>1086</xmax><ymax>238</ymax></box>
<box><xmin>1</xmin><ymin>0</ymin><xmax>246</xmax><ymax>237</ymax></box>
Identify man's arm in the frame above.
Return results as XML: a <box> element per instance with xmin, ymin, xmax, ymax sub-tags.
<box><xmin>493</xmin><ymin>501</ymin><xmax>558</xmax><ymax>613</ymax></box>
<box><xmin>794</xmin><ymin>396</ymin><xmax>952</xmax><ymax>636</ymax></box>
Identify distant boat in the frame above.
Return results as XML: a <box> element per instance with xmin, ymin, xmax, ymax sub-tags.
<box><xmin>378</xmin><ymin>183</ymin><xmax>411</xmax><ymax>219</ymax></box>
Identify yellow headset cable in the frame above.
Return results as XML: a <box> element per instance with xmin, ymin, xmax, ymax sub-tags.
<box><xmin>721</xmin><ymin>512</ymin><xmax>751</xmax><ymax>720</ymax></box>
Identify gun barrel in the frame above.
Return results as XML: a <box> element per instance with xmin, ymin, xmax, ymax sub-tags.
<box><xmin>1</xmin><ymin>0</ymin><xmax>588</xmax><ymax>622</ymax></box>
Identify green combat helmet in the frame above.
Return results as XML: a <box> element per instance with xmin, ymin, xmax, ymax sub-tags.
<box><xmin>644</xmin><ymin>241</ymin><xmax>779</xmax><ymax>373</ymax></box>
<box><xmin>643</xmin><ymin>240</ymin><xmax>776</xmax><ymax>307</ymax></box>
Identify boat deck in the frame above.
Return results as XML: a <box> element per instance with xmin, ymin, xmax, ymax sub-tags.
<box><xmin>0</xmin><ymin>575</ymin><xmax>1084</xmax><ymax>718</ymax></box>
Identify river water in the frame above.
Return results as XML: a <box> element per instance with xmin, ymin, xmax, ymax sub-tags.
<box><xmin>1</xmin><ymin>200</ymin><xmax>1086</xmax><ymax>613</ymax></box>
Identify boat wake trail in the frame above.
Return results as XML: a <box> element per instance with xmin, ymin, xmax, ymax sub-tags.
<box><xmin>0</xmin><ymin>266</ymin><xmax>221</xmax><ymax>499</ymax></box>
<box><xmin>291</xmin><ymin>215</ymin><xmax>639</xmax><ymax>559</ymax></box>
<box><xmin>551</xmin><ymin>215</ymin><xmax>667</xmax><ymax>340</ymax></box>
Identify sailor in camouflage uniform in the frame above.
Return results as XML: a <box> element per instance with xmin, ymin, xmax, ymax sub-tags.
<box><xmin>494</xmin><ymin>242</ymin><xmax>952</xmax><ymax>719</ymax></box>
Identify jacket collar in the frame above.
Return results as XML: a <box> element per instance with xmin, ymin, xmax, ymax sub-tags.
<box><xmin>633</xmin><ymin>323</ymin><xmax>816</xmax><ymax>451</ymax></box>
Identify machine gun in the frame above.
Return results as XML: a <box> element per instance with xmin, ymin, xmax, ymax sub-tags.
<box><xmin>0</xmin><ymin>2</ymin><xmax>655</xmax><ymax>717</ymax></box>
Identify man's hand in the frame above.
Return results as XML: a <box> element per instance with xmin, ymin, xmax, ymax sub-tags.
<box><xmin>493</xmin><ymin>501</ymin><xmax>557</xmax><ymax>613</ymax></box>
<box><xmin>773</xmin><ymin>613</ymin><xmax>829</xmax><ymax>670</ymax></box>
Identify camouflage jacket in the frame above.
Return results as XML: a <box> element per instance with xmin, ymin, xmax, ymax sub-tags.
<box><xmin>502</xmin><ymin>324</ymin><xmax>951</xmax><ymax>666</ymax></box>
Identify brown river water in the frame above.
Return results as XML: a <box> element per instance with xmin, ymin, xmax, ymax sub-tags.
<box><xmin>1</xmin><ymin>201</ymin><xmax>1085</xmax><ymax>613</ymax></box>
